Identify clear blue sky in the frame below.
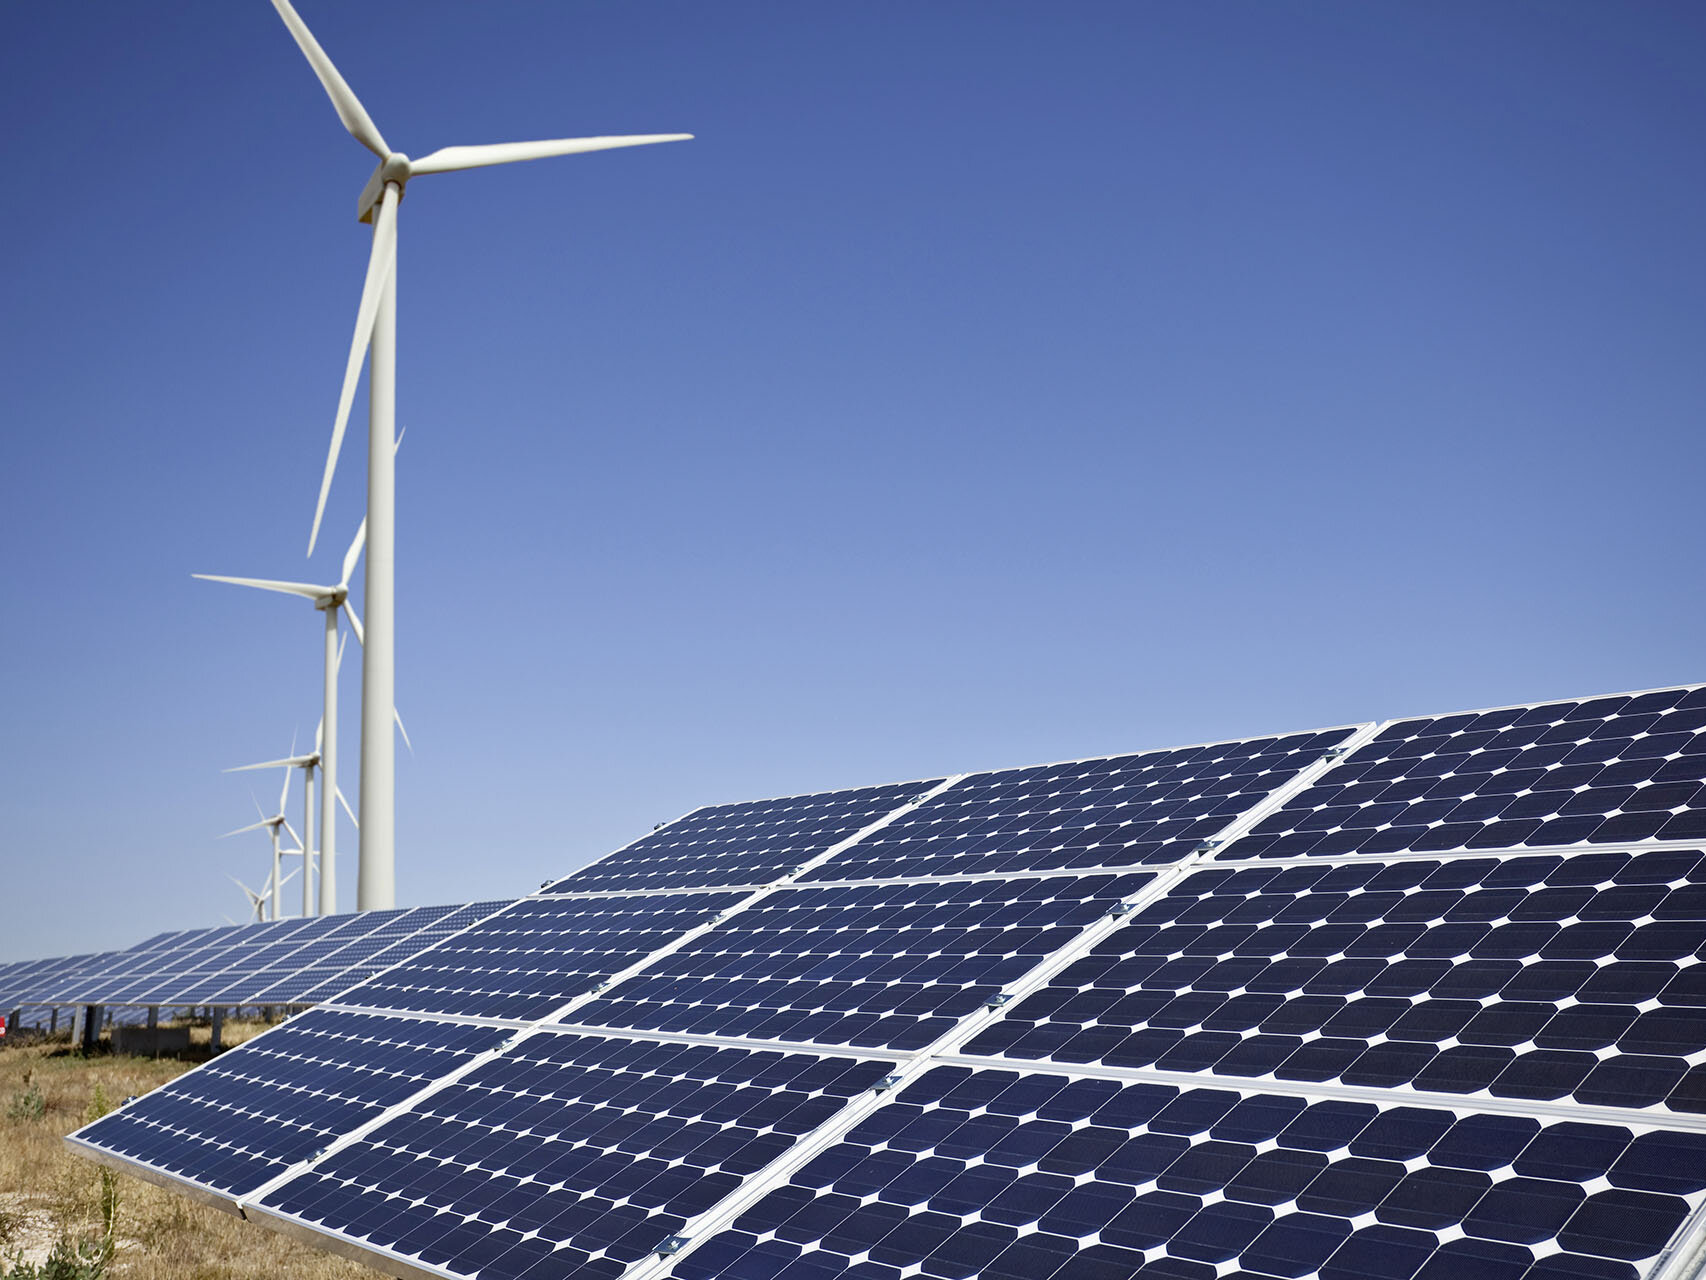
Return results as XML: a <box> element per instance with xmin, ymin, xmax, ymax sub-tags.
<box><xmin>2</xmin><ymin>2</ymin><xmax>1701</xmax><ymax>962</ymax></box>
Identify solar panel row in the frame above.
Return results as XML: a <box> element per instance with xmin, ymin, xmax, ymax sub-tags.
<box><xmin>66</xmin><ymin>684</ymin><xmax>1706</xmax><ymax>1280</ymax></box>
<box><xmin>2</xmin><ymin>900</ymin><xmax>513</xmax><ymax>1012</ymax></box>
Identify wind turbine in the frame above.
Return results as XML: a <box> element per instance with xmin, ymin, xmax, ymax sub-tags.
<box><xmin>268</xmin><ymin>0</ymin><xmax>690</xmax><ymax>910</ymax></box>
<box><xmin>227</xmin><ymin>723</ymin><xmax>361</xmax><ymax>918</ymax></box>
<box><xmin>229</xmin><ymin>869</ymin><xmax>295</xmax><ymax>924</ymax></box>
<box><xmin>195</xmin><ymin>446</ymin><xmax>392</xmax><ymax>917</ymax></box>
<box><xmin>221</xmin><ymin>770</ymin><xmax>300</xmax><ymax>921</ymax></box>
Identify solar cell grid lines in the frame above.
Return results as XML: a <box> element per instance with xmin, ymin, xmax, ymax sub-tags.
<box><xmin>71</xmin><ymin>1009</ymin><xmax>507</xmax><ymax>1198</ymax></box>
<box><xmin>544</xmin><ymin>779</ymin><xmax>944</xmax><ymax>894</ymax></box>
<box><xmin>327</xmin><ymin>892</ymin><xmax>749</xmax><ymax>1022</ymax></box>
<box><xmin>1227</xmin><ymin>686</ymin><xmax>1706</xmax><ymax>860</ymax></box>
<box><xmin>565</xmin><ymin>873</ymin><xmax>1154</xmax><ymax>1052</ymax></box>
<box><xmin>252</xmin><ymin>1033</ymin><xmax>895</xmax><ymax>1280</ymax></box>
<box><xmin>803</xmin><ymin>729</ymin><xmax>1358</xmax><ymax>883</ymax></box>
<box><xmin>676</xmin><ymin>1066</ymin><xmax>1706</xmax><ymax>1280</ymax></box>
<box><xmin>966</xmin><ymin>848</ymin><xmax>1706</xmax><ymax>1113</ymax></box>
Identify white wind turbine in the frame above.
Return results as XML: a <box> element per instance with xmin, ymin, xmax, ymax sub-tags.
<box><xmin>226</xmin><ymin>722</ymin><xmax>363</xmax><ymax>918</ymax></box>
<box><xmin>195</xmin><ymin>432</ymin><xmax>398</xmax><ymax>916</ymax></box>
<box><xmin>221</xmin><ymin>770</ymin><xmax>300</xmax><ymax>922</ymax></box>
<box><xmin>269</xmin><ymin>0</ymin><xmax>690</xmax><ymax>910</ymax></box>
<box><xmin>197</xmin><ymin>524</ymin><xmax>362</xmax><ymax>915</ymax></box>
<box><xmin>229</xmin><ymin>868</ymin><xmax>296</xmax><ymax>924</ymax></box>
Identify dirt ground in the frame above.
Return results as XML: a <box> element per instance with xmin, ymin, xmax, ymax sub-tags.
<box><xmin>0</xmin><ymin>1028</ymin><xmax>373</xmax><ymax>1279</ymax></box>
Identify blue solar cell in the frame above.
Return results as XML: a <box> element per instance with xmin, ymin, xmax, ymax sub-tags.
<box><xmin>327</xmin><ymin>893</ymin><xmax>747</xmax><ymax>1021</ymax></box>
<box><xmin>803</xmin><ymin>731</ymin><xmax>1355</xmax><ymax>882</ymax></box>
<box><xmin>966</xmin><ymin>849</ymin><xmax>1706</xmax><ymax>1113</ymax></box>
<box><xmin>255</xmin><ymin>1033</ymin><xmax>892</xmax><ymax>1278</ymax></box>
<box><xmin>567</xmin><ymin>874</ymin><xmax>1151</xmax><ymax>1051</ymax></box>
<box><xmin>1227</xmin><ymin>688</ymin><xmax>1706</xmax><ymax>858</ymax></box>
<box><xmin>70</xmin><ymin>1009</ymin><xmax>504</xmax><ymax>1198</ymax></box>
<box><xmin>674</xmin><ymin>1068</ymin><xmax>1702</xmax><ymax>1280</ymax></box>
<box><xmin>543</xmin><ymin>780</ymin><xmax>941</xmax><ymax>894</ymax></box>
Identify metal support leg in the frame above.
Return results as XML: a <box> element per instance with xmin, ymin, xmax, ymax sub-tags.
<box><xmin>79</xmin><ymin>1006</ymin><xmax>103</xmax><ymax>1055</ymax></box>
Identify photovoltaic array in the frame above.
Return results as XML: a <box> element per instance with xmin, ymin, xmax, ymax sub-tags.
<box><xmin>0</xmin><ymin>901</ymin><xmax>514</xmax><ymax>1014</ymax></box>
<box><xmin>67</xmin><ymin>685</ymin><xmax>1706</xmax><ymax>1280</ymax></box>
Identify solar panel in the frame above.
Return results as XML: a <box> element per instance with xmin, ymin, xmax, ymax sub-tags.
<box><xmin>70</xmin><ymin>1008</ymin><xmax>507</xmax><ymax>1198</ymax></box>
<box><xmin>237</xmin><ymin>907</ymin><xmax>417</xmax><ymax>1004</ymax></box>
<box><xmin>802</xmin><ymin>729</ymin><xmax>1356</xmax><ymax>882</ymax></box>
<box><xmin>567</xmin><ymin>874</ymin><xmax>1153</xmax><ymax>1052</ymax></box>
<box><xmin>0</xmin><ymin>903</ymin><xmax>518</xmax><ymax>1014</ymax></box>
<box><xmin>676</xmin><ymin>1065</ymin><xmax>1706</xmax><ymax>1280</ymax></box>
<box><xmin>289</xmin><ymin>900</ymin><xmax>515</xmax><ymax>1004</ymax></box>
<box><xmin>199</xmin><ymin>913</ymin><xmax>376</xmax><ymax>1004</ymax></box>
<box><xmin>543</xmin><ymin>779</ymin><xmax>944</xmax><ymax>894</ymax></box>
<box><xmin>963</xmin><ymin>848</ymin><xmax>1706</xmax><ymax>1113</ymax></box>
<box><xmin>328</xmin><ymin>893</ymin><xmax>750</xmax><ymax>1021</ymax></box>
<box><xmin>1227</xmin><ymin>687</ymin><xmax>1706</xmax><ymax>860</ymax></box>
<box><xmin>94</xmin><ymin>923</ymin><xmax>270</xmax><ymax>1005</ymax></box>
<box><xmin>250</xmin><ymin>1032</ymin><xmax>894</xmax><ymax>1280</ymax></box>
<box><xmin>62</xmin><ymin>683</ymin><xmax>1706</xmax><ymax>1280</ymax></box>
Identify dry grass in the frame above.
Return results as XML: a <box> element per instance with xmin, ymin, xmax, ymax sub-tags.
<box><xmin>0</xmin><ymin>1031</ymin><xmax>373</xmax><ymax>1279</ymax></box>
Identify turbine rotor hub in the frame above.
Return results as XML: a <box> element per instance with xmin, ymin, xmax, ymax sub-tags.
<box><xmin>357</xmin><ymin>153</ymin><xmax>412</xmax><ymax>224</ymax></box>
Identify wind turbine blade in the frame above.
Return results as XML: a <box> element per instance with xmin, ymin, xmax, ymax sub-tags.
<box><xmin>221</xmin><ymin>819</ymin><xmax>271</xmax><ymax>839</ymax></box>
<box><xmin>267</xmin><ymin>0</ymin><xmax>390</xmax><ymax>158</ymax></box>
<box><xmin>409</xmin><ymin>133</ymin><xmax>692</xmax><ymax>176</ymax></box>
<box><xmin>394</xmin><ymin>427</ymin><xmax>406</xmax><ymax>454</ymax></box>
<box><xmin>279</xmin><ymin>751</ymin><xmax>293</xmax><ymax>813</ymax></box>
<box><xmin>340</xmin><ymin>519</ymin><xmax>367</xmax><ymax>590</ymax></box>
<box><xmin>341</xmin><ymin>599</ymin><xmax>365</xmax><ymax>647</ymax></box>
<box><xmin>337</xmin><ymin>787</ymin><xmax>359</xmax><ymax>830</ymax></box>
<box><xmin>220</xmin><ymin>914</ymin><xmax>240</xmax><ymax>927</ymax></box>
<box><xmin>308</xmin><ymin>186</ymin><xmax>398</xmax><ymax>556</ymax></box>
<box><xmin>225</xmin><ymin>756</ymin><xmax>315</xmax><ymax>773</ymax></box>
<box><xmin>335</xmin><ymin>630</ymin><xmax>350</xmax><ymax>672</ymax></box>
<box><xmin>394</xmin><ymin>708</ymin><xmax>413</xmax><ymax>754</ymax></box>
<box><xmin>193</xmin><ymin>574</ymin><xmax>331</xmax><ymax>601</ymax></box>
<box><xmin>229</xmin><ymin>876</ymin><xmax>265</xmax><ymax>919</ymax></box>
<box><xmin>315</xmin><ymin>716</ymin><xmax>324</xmax><ymax>755</ymax></box>
<box><xmin>282</xmin><ymin>819</ymin><xmax>303</xmax><ymax>848</ymax></box>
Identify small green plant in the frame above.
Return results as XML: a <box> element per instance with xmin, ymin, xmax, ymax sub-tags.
<box><xmin>1</xmin><ymin>1235</ymin><xmax>112</xmax><ymax>1279</ymax></box>
<box><xmin>6</xmin><ymin>1071</ymin><xmax>40</xmax><ymax>1118</ymax></box>
<box><xmin>0</xmin><ymin>1085</ymin><xmax>126</xmax><ymax>1278</ymax></box>
<box><xmin>6</xmin><ymin>1080</ymin><xmax>45</xmax><ymax>1122</ymax></box>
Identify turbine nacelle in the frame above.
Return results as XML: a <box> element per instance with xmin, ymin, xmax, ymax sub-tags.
<box><xmin>357</xmin><ymin>153</ymin><xmax>413</xmax><ymax>224</ymax></box>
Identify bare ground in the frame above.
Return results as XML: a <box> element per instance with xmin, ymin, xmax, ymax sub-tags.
<box><xmin>0</xmin><ymin>1029</ymin><xmax>373</xmax><ymax>1279</ymax></box>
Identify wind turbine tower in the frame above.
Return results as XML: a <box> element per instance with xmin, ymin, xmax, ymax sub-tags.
<box><xmin>268</xmin><ymin>0</ymin><xmax>690</xmax><ymax>909</ymax></box>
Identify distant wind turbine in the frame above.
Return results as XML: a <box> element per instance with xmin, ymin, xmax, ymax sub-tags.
<box><xmin>222</xmin><ymin>768</ymin><xmax>299</xmax><ymax>921</ymax></box>
<box><xmin>268</xmin><ymin>0</ymin><xmax>690</xmax><ymax>909</ymax></box>
<box><xmin>195</xmin><ymin>448</ymin><xmax>393</xmax><ymax>916</ymax></box>
<box><xmin>227</xmin><ymin>720</ymin><xmax>360</xmax><ymax>918</ymax></box>
<box><xmin>230</xmin><ymin>866</ymin><xmax>299</xmax><ymax>923</ymax></box>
